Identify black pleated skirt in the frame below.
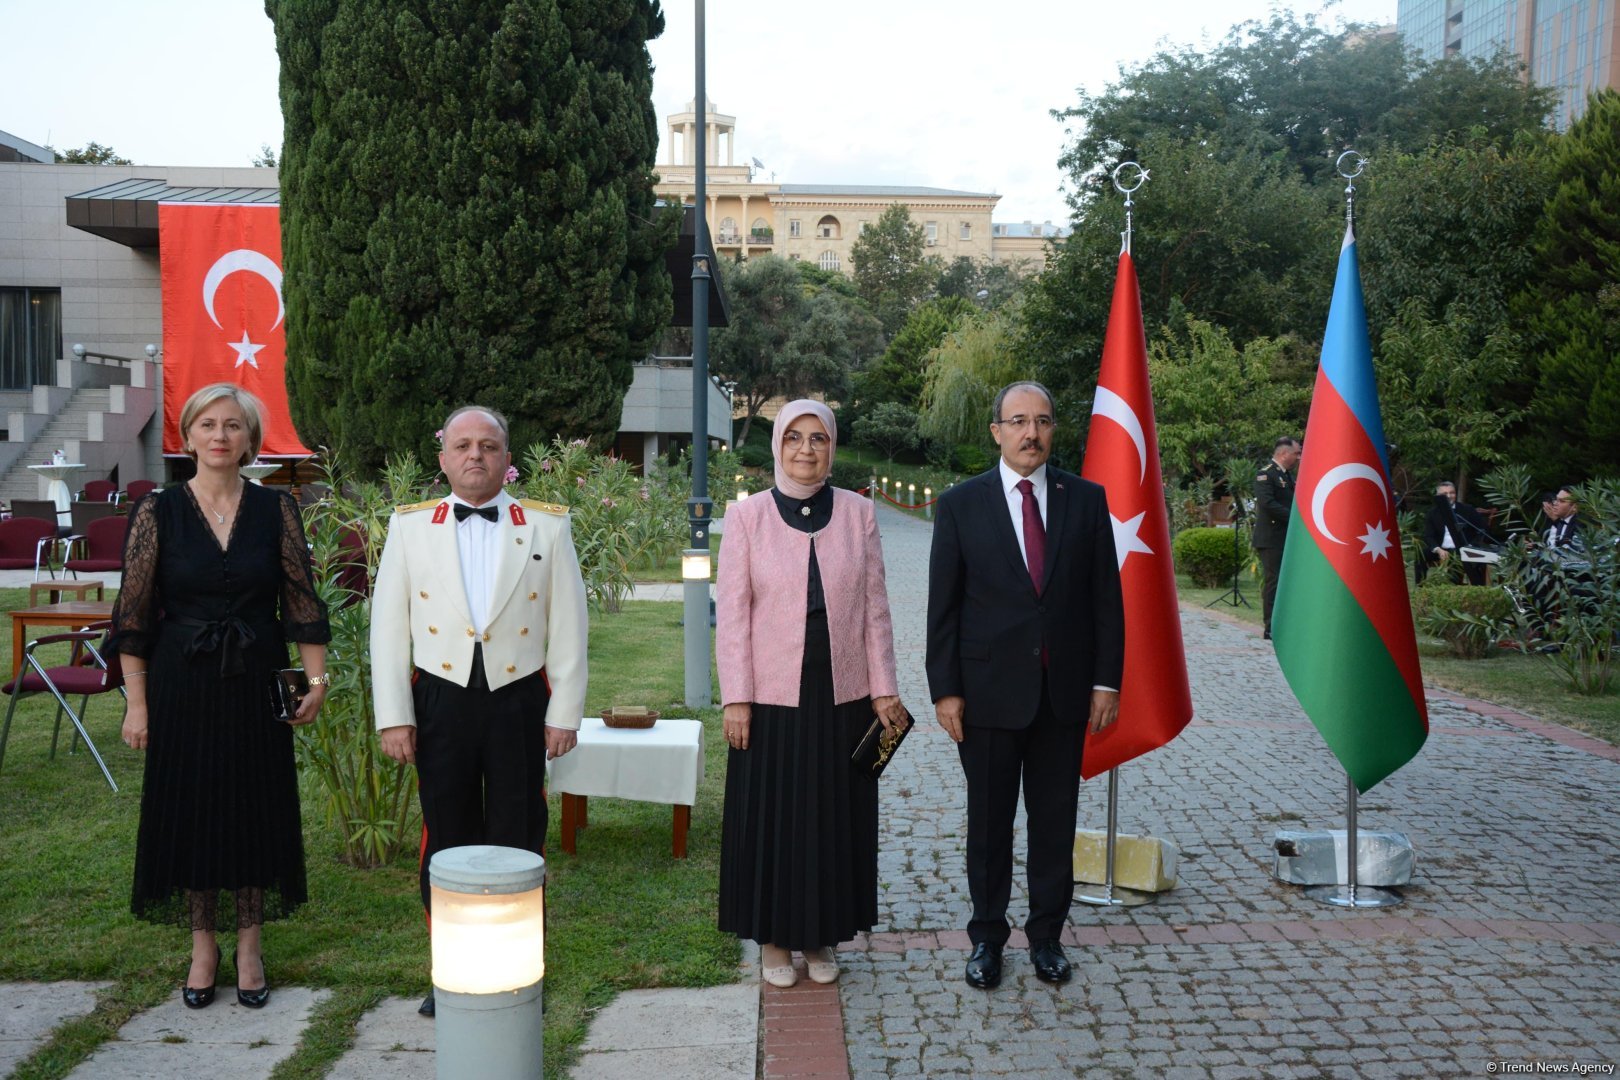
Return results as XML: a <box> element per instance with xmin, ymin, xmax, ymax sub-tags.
<box><xmin>129</xmin><ymin>623</ymin><xmax>307</xmax><ymax>928</ymax></box>
<box><xmin>718</xmin><ymin>610</ymin><xmax>879</xmax><ymax>950</ymax></box>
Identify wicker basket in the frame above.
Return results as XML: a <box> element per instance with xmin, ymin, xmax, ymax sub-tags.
<box><xmin>601</xmin><ymin>706</ymin><xmax>659</xmax><ymax>729</ymax></box>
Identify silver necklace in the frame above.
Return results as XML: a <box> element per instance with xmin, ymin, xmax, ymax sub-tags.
<box><xmin>194</xmin><ymin>482</ymin><xmax>241</xmax><ymax>525</ymax></box>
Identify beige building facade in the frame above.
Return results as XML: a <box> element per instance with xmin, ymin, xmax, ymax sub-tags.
<box><xmin>653</xmin><ymin>101</ymin><xmax>1063</xmax><ymax>273</ymax></box>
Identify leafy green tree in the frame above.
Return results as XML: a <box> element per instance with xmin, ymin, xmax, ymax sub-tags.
<box><xmin>51</xmin><ymin>142</ymin><xmax>132</xmax><ymax>164</ymax></box>
<box><xmin>710</xmin><ymin>256</ymin><xmax>808</xmax><ymax>444</ymax></box>
<box><xmin>775</xmin><ymin>291</ymin><xmax>880</xmax><ymax>404</ymax></box>
<box><xmin>1147</xmin><ymin>319</ymin><xmax>1311</xmax><ymax>484</ymax></box>
<box><xmin>1515</xmin><ymin>90</ymin><xmax>1620</xmax><ymax>479</ymax></box>
<box><xmin>252</xmin><ymin>144</ymin><xmax>279</xmax><ymax>168</ymax></box>
<box><xmin>917</xmin><ymin>307</ymin><xmax>1024</xmax><ymax>447</ymax></box>
<box><xmin>849</xmin><ymin>203</ymin><xmax>939</xmax><ymax>336</ymax></box>
<box><xmin>1375</xmin><ymin>299</ymin><xmax>1525</xmax><ymax>494</ymax></box>
<box><xmin>852</xmin><ymin>401</ymin><xmax>920</xmax><ymax>462</ymax></box>
<box><xmin>936</xmin><ymin>256</ymin><xmax>1027</xmax><ymax>310</ymax></box>
<box><xmin>270</xmin><ymin>0</ymin><xmax>676</xmax><ymax>467</ymax></box>
<box><xmin>854</xmin><ymin>296</ymin><xmax>972</xmax><ymax>410</ymax></box>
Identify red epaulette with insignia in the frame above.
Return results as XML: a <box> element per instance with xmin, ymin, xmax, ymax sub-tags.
<box><xmin>510</xmin><ymin>503</ymin><xmax>526</xmax><ymax>526</ymax></box>
<box><xmin>432</xmin><ymin>502</ymin><xmax>449</xmax><ymax>524</ymax></box>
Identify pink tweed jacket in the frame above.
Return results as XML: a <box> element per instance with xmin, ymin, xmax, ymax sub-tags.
<box><xmin>716</xmin><ymin>487</ymin><xmax>900</xmax><ymax>709</ymax></box>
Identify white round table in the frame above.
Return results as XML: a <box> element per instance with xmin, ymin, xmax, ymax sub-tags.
<box><xmin>239</xmin><ymin>463</ymin><xmax>282</xmax><ymax>485</ymax></box>
<box><xmin>27</xmin><ymin>463</ymin><xmax>85</xmax><ymax>527</ymax></box>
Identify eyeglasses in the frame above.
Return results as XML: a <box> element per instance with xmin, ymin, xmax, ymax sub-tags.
<box><xmin>782</xmin><ymin>432</ymin><xmax>829</xmax><ymax>450</ymax></box>
<box><xmin>994</xmin><ymin>415</ymin><xmax>1055</xmax><ymax>432</ymax></box>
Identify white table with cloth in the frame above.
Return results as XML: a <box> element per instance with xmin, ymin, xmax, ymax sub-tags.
<box><xmin>547</xmin><ymin>718</ymin><xmax>705</xmax><ymax>858</ymax></box>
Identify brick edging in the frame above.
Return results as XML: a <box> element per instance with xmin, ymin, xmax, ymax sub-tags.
<box><xmin>762</xmin><ymin>961</ymin><xmax>850</xmax><ymax>1079</ymax></box>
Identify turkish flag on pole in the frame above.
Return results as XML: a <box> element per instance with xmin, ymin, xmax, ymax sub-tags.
<box><xmin>159</xmin><ymin>203</ymin><xmax>311</xmax><ymax>456</ymax></box>
<box><xmin>1079</xmin><ymin>252</ymin><xmax>1193</xmax><ymax>778</ymax></box>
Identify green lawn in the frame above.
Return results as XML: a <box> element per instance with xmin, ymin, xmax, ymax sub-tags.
<box><xmin>1175</xmin><ymin>573</ymin><xmax>1619</xmax><ymax>746</ymax></box>
<box><xmin>0</xmin><ymin>593</ymin><xmax>733</xmax><ymax>1080</ymax></box>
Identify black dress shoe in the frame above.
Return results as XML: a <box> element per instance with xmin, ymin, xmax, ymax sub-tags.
<box><xmin>964</xmin><ymin>942</ymin><xmax>1003</xmax><ymax>989</ymax></box>
<box><xmin>419</xmin><ymin>992</ymin><xmax>436</xmax><ymax>1018</ymax></box>
<box><xmin>236</xmin><ymin>964</ymin><xmax>270</xmax><ymax>1009</ymax></box>
<box><xmin>182</xmin><ymin>945</ymin><xmax>222</xmax><ymax>1009</ymax></box>
<box><xmin>1030</xmin><ymin>939</ymin><xmax>1072</xmax><ymax>984</ymax></box>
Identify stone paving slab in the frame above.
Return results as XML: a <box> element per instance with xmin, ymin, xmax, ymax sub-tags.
<box><xmin>0</xmin><ymin>981</ymin><xmax>109</xmax><ymax>1077</ymax></box>
<box><xmin>325</xmin><ymin>995</ymin><xmax>433</xmax><ymax>1080</ymax></box>
<box><xmin>66</xmin><ymin>987</ymin><xmax>330</xmax><ymax>1080</ymax></box>
<box><xmin>573</xmin><ymin>982</ymin><xmax>758</xmax><ymax>1079</ymax></box>
<box><xmin>838</xmin><ymin>502</ymin><xmax>1620</xmax><ymax>1078</ymax></box>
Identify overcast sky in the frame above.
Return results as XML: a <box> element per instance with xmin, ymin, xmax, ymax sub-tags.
<box><xmin>5</xmin><ymin>0</ymin><xmax>1393</xmax><ymax>226</ymax></box>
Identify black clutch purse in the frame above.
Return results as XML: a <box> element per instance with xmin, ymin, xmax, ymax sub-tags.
<box><xmin>268</xmin><ymin>668</ymin><xmax>310</xmax><ymax>723</ymax></box>
<box><xmin>851</xmin><ymin>705</ymin><xmax>913</xmax><ymax>779</ymax></box>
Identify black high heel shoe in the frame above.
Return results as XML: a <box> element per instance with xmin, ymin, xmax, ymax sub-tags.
<box><xmin>182</xmin><ymin>945</ymin><xmax>222</xmax><ymax>1009</ymax></box>
<box><xmin>237</xmin><ymin>961</ymin><xmax>270</xmax><ymax>1009</ymax></box>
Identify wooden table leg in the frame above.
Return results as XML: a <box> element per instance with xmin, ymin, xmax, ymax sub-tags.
<box><xmin>560</xmin><ymin>793</ymin><xmax>584</xmax><ymax>855</ymax></box>
<box><xmin>672</xmin><ymin>804</ymin><xmax>691</xmax><ymax>859</ymax></box>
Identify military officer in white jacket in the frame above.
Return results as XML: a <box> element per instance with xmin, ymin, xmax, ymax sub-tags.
<box><xmin>372</xmin><ymin>405</ymin><xmax>588</xmax><ymax>1017</ymax></box>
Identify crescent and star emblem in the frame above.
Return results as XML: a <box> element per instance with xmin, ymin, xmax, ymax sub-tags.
<box><xmin>1090</xmin><ymin>386</ymin><xmax>1155</xmax><ymax>568</ymax></box>
<box><xmin>1310</xmin><ymin>462</ymin><xmax>1395</xmax><ymax>561</ymax></box>
<box><xmin>201</xmin><ymin>249</ymin><xmax>284</xmax><ymax>369</ymax></box>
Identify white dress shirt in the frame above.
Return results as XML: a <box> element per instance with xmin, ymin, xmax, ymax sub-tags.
<box><xmin>994</xmin><ymin>458</ymin><xmax>1114</xmax><ymax>695</ymax></box>
<box><xmin>998</xmin><ymin>458</ymin><xmax>1047</xmax><ymax>573</ymax></box>
<box><xmin>448</xmin><ymin>491</ymin><xmax>506</xmax><ymax>633</ymax></box>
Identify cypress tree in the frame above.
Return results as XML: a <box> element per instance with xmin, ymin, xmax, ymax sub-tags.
<box><xmin>269</xmin><ymin>0</ymin><xmax>675</xmax><ymax>466</ymax></box>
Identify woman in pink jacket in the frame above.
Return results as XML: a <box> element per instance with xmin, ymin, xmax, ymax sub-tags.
<box><xmin>717</xmin><ymin>399</ymin><xmax>905</xmax><ymax>988</ymax></box>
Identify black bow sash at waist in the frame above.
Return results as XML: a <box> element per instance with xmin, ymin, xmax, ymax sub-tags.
<box><xmin>168</xmin><ymin>615</ymin><xmax>273</xmax><ymax>677</ymax></box>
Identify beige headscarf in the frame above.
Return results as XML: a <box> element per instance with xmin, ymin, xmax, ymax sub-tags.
<box><xmin>771</xmin><ymin>399</ymin><xmax>837</xmax><ymax>500</ymax></box>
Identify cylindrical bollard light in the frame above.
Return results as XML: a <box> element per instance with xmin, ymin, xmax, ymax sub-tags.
<box><xmin>907</xmin><ymin>483</ymin><xmax>915</xmax><ymax>507</ymax></box>
<box><xmin>924</xmin><ymin>487</ymin><xmax>932</xmax><ymax>520</ymax></box>
<box><xmin>431</xmin><ymin>845</ymin><xmax>546</xmax><ymax>1080</ymax></box>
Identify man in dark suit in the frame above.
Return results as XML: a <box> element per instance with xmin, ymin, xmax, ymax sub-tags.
<box><xmin>1548</xmin><ymin>488</ymin><xmax>1584</xmax><ymax>550</ymax></box>
<box><xmin>926</xmin><ymin>381</ymin><xmax>1125</xmax><ymax>991</ymax></box>
<box><xmin>1417</xmin><ymin>481</ymin><xmax>1492</xmax><ymax>585</ymax></box>
<box><xmin>1252</xmin><ymin>436</ymin><xmax>1301</xmax><ymax>640</ymax></box>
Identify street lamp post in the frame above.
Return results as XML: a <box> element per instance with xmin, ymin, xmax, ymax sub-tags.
<box><xmin>684</xmin><ymin>0</ymin><xmax>713</xmax><ymax>708</ymax></box>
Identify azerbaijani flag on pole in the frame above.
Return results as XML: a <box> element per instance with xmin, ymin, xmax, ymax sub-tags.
<box><xmin>1273</xmin><ymin>225</ymin><xmax>1427</xmax><ymax>793</ymax></box>
<box><xmin>1080</xmin><ymin>252</ymin><xmax>1193</xmax><ymax>777</ymax></box>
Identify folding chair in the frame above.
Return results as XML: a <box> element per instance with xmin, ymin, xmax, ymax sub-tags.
<box><xmin>79</xmin><ymin>479</ymin><xmax>119</xmax><ymax>503</ymax></box>
<box><xmin>0</xmin><ymin>625</ymin><xmax>125</xmax><ymax>792</ymax></box>
<box><xmin>0</xmin><ymin>516</ymin><xmax>63</xmax><ymax>580</ymax></box>
<box><xmin>64</xmin><ymin>515</ymin><xmax>127</xmax><ymax>578</ymax></box>
<box><xmin>124</xmin><ymin>479</ymin><xmax>159</xmax><ymax>502</ymax></box>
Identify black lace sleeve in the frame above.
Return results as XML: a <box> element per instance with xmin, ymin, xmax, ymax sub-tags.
<box><xmin>109</xmin><ymin>493</ymin><xmax>161</xmax><ymax>658</ymax></box>
<box><xmin>277</xmin><ymin>492</ymin><xmax>331</xmax><ymax>645</ymax></box>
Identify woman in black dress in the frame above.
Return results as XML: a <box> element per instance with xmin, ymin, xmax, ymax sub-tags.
<box><xmin>716</xmin><ymin>399</ymin><xmax>905</xmax><ymax>988</ymax></box>
<box><xmin>114</xmin><ymin>383</ymin><xmax>330</xmax><ymax>1010</ymax></box>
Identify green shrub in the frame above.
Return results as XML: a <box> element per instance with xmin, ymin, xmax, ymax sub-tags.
<box><xmin>828</xmin><ymin>458</ymin><xmax>872</xmax><ymax>492</ymax></box>
<box><xmin>1411</xmin><ymin>582</ymin><xmax>1515</xmax><ymax>659</ymax></box>
<box><xmin>953</xmin><ymin>443</ymin><xmax>994</xmax><ymax>474</ymax></box>
<box><xmin>736</xmin><ymin>442</ymin><xmax>773</xmax><ymax>469</ymax></box>
<box><xmin>1172</xmin><ymin>526</ymin><xmax>1249</xmax><ymax>587</ymax></box>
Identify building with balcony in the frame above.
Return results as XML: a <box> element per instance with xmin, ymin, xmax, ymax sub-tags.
<box><xmin>653</xmin><ymin>101</ymin><xmax>1066</xmax><ymax>273</ymax></box>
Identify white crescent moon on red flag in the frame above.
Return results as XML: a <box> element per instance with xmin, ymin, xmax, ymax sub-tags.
<box><xmin>1092</xmin><ymin>386</ymin><xmax>1146</xmax><ymax>484</ymax></box>
<box><xmin>1310</xmin><ymin>462</ymin><xmax>1390</xmax><ymax>544</ymax></box>
<box><xmin>202</xmin><ymin>249</ymin><xmax>284</xmax><ymax>331</ymax></box>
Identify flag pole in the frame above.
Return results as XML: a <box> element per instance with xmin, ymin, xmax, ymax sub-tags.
<box><xmin>1078</xmin><ymin>159</ymin><xmax>1157</xmax><ymax>910</ymax></box>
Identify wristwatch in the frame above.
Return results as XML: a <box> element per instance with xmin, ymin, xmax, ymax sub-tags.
<box><xmin>308</xmin><ymin>673</ymin><xmax>332</xmax><ymax>687</ymax></box>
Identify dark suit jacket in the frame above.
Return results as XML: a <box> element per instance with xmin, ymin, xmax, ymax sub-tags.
<box><xmin>1251</xmin><ymin>460</ymin><xmax>1294</xmax><ymax>550</ymax></box>
<box><xmin>1422</xmin><ymin>497</ymin><xmax>1490</xmax><ymax>554</ymax></box>
<box><xmin>926</xmin><ymin>466</ymin><xmax>1125</xmax><ymax>730</ymax></box>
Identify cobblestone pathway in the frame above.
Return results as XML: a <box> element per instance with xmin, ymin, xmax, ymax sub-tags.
<box><xmin>830</xmin><ymin>503</ymin><xmax>1620</xmax><ymax>1079</ymax></box>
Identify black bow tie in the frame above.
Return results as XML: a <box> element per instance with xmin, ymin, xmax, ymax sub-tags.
<box><xmin>454</xmin><ymin>503</ymin><xmax>499</xmax><ymax>523</ymax></box>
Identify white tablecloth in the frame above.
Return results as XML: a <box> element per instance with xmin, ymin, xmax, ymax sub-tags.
<box><xmin>548</xmin><ymin>717</ymin><xmax>704</xmax><ymax>806</ymax></box>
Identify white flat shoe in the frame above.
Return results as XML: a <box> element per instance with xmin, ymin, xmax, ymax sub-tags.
<box><xmin>805</xmin><ymin>947</ymin><xmax>839</xmax><ymax>984</ymax></box>
<box><xmin>762</xmin><ymin>960</ymin><xmax>798</xmax><ymax>988</ymax></box>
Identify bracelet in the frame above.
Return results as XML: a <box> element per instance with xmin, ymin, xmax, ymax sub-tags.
<box><xmin>124</xmin><ymin>671</ymin><xmax>147</xmax><ymax>680</ymax></box>
<box><xmin>308</xmin><ymin>673</ymin><xmax>332</xmax><ymax>687</ymax></box>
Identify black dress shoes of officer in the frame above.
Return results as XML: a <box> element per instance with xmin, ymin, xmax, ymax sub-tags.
<box><xmin>1030</xmin><ymin>939</ymin><xmax>1073</xmax><ymax>984</ymax></box>
<box><xmin>182</xmin><ymin>945</ymin><xmax>222</xmax><ymax>1009</ymax></box>
<box><xmin>964</xmin><ymin>942</ymin><xmax>1003</xmax><ymax>989</ymax></box>
<box><xmin>419</xmin><ymin>991</ymin><xmax>436</xmax><ymax>1018</ymax></box>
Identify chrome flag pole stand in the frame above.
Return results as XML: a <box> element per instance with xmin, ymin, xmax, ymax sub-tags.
<box><xmin>1077</xmin><ymin>768</ymin><xmax>1155</xmax><ymax>907</ymax></box>
<box><xmin>1308</xmin><ymin>772</ymin><xmax>1402</xmax><ymax>908</ymax></box>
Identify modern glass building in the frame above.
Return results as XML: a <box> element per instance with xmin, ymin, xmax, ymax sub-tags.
<box><xmin>1397</xmin><ymin>0</ymin><xmax>1618</xmax><ymax>126</ymax></box>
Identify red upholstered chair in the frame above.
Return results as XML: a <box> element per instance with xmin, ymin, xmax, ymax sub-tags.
<box><xmin>63</xmin><ymin>516</ymin><xmax>127</xmax><ymax>576</ymax></box>
<box><xmin>0</xmin><ymin>625</ymin><xmax>125</xmax><ymax>792</ymax></box>
<box><xmin>124</xmin><ymin>479</ymin><xmax>158</xmax><ymax>501</ymax></box>
<box><xmin>79</xmin><ymin>479</ymin><xmax>119</xmax><ymax>503</ymax></box>
<box><xmin>0</xmin><ymin>517</ymin><xmax>62</xmax><ymax>580</ymax></box>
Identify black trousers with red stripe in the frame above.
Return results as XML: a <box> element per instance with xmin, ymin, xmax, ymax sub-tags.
<box><xmin>411</xmin><ymin>652</ymin><xmax>551</xmax><ymax>913</ymax></box>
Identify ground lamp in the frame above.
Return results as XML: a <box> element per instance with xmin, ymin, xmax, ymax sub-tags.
<box><xmin>924</xmin><ymin>487</ymin><xmax>932</xmax><ymax>519</ymax></box>
<box><xmin>430</xmin><ymin>846</ymin><xmax>546</xmax><ymax>1079</ymax></box>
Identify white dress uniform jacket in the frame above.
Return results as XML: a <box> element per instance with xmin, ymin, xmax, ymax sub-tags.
<box><xmin>370</xmin><ymin>491</ymin><xmax>589</xmax><ymax>732</ymax></box>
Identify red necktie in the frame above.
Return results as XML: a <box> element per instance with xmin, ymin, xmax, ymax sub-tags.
<box><xmin>1017</xmin><ymin>478</ymin><xmax>1045</xmax><ymax>594</ymax></box>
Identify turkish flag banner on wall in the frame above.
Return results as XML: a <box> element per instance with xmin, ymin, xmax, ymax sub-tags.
<box><xmin>158</xmin><ymin>203</ymin><xmax>310</xmax><ymax>456</ymax></box>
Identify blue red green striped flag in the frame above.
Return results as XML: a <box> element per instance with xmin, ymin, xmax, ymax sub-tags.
<box><xmin>1273</xmin><ymin>225</ymin><xmax>1428</xmax><ymax>793</ymax></box>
